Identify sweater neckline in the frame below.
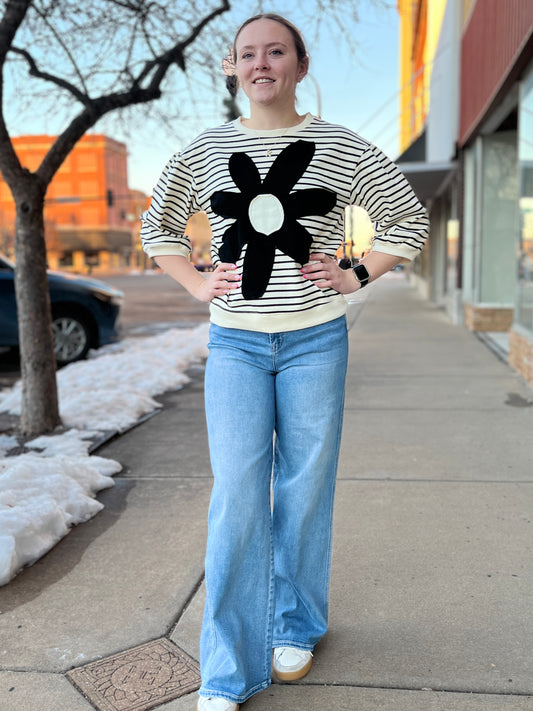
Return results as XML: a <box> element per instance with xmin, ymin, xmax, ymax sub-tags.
<box><xmin>233</xmin><ymin>113</ymin><xmax>315</xmax><ymax>138</ymax></box>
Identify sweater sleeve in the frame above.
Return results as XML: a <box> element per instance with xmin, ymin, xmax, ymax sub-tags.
<box><xmin>351</xmin><ymin>143</ymin><xmax>429</xmax><ymax>261</ymax></box>
<box><xmin>140</xmin><ymin>152</ymin><xmax>201</xmax><ymax>259</ymax></box>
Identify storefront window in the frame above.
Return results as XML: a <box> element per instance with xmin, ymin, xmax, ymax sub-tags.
<box><xmin>516</xmin><ymin>63</ymin><xmax>533</xmax><ymax>333</ymax></box>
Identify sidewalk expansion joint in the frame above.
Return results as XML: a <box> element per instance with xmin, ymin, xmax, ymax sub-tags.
<box><xmin>300</xmin><ymin>681</ymin><xmax>533</xmax><ymax>697</ymax></box>
<box><xmin>66</xmin><ymin>638</ymin><xmax>200</xmax><ymax>711</ymax></box>
<box><xmin>339</xmin><ymin>477</ymin><xmax>533</xmax><ymax>484</ymax></box>
<box><xmin>169</xmin><ymin>571</ymin><xmax>205</xmax><ymax>636</ymax></box>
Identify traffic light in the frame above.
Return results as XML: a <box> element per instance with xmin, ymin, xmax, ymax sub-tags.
<box><xmin>106</xmin><ymin>189</ymin><xmax>114</xmax><ymax>207</ymax></box>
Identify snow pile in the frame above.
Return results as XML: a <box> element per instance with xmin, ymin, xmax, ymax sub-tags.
<box><xmin>1</xmin><ymin>323</ymin><xmax>210</xmax><ymax>431</ymax></box>
<box><xmin>0</xmin><ymin>443</ymin><xmax>121</xmax><ymax>587</ymax></box>
<box><xmin>0</xmin><ymin>323</ymin><xmax>210</xmax><ymax>586</ymax></box>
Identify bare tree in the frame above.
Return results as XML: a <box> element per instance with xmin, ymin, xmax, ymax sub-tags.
<box><xmin>0</xmin><ymin>0</ymin><xmax>370</xmax><ymax>438</ymax></box>
<box><xmin>0</xmin><ymin>0</ymin><xmax>233</xmax><ymax>437</ymax></box>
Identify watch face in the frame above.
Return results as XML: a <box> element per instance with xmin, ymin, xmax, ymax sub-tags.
<box><xmin>353</xmin><ymin>264</ymin><xmax>369</xmax><ymax>282</ymax></box>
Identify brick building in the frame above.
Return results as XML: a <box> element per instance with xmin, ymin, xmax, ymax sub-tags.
<box><xmin>0</xmin><ymin>134</ymin><xmax>150</xmax><ymax>272</ymax></box>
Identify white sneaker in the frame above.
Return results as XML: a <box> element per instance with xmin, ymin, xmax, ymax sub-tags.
<box><xmin>272</xmin><ymin>646</ymin><xmax>313</xmax><ymax>681</ymax></box>
<box><xmin>197</xmin><ymin>696</ymin><xmax>239</xmax><ymax>711</ymax></box>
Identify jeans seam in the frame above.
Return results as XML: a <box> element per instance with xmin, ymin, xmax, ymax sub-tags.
<box><xmin>321</xmin><ymin>376</ymin><xmax>347</xmax><ymax>615</ymax></box>
<box><xmin>265</xmin><ymin>505</ymin><xmax>275</xmax><ymax>680</ymax></box>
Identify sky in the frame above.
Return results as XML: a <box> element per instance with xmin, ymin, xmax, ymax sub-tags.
<box><xmin>3</xmin><ymin>2</ymin><xmax>400</xmax><ymax>197</ymax></box>
<box><xmin>113</xmin><ymin>2</ymin><xmax>401</xmax><ymax>195</ymax></box>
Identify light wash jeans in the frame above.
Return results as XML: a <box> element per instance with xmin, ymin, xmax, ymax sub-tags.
<box><xmin>199</xmin><ymin>316</ymin><xmax>348</xmax><ymax>703</ymax></box>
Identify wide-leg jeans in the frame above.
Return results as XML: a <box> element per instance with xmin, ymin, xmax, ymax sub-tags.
<box><xmin>200</xmin><ymin>316</ymin><xmax>348</xmax><ymax>703</ymax></box>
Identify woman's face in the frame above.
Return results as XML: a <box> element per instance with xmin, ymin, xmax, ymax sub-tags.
<box><xmin>235</xmin><ymin>19</ymin><xmax>307</xmax><ymax>110</ymax></box>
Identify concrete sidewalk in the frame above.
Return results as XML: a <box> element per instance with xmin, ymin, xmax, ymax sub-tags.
<box><xmin>1</xmin><ymin>275</ymin><xmax>533</xmax><ymax>711</ymax></box>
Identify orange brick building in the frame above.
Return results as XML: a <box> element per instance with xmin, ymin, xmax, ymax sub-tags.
<box><xmin>0</xmin><ymin>134</ymin><xmax>150</xmax><ymax>272</ymax></box>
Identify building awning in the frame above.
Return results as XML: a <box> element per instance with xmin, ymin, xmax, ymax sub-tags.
<box><xmin>396</xmin><ymin>129</ymin><xmax>456</xmax><ymax>202</ymax></box>
<box><xmin>55</xmin><ymin>226</ymin><xmax>133</xmax><ymax>251</ymax></box>
<box><xmin>397</xmin><ymin>160</ymin><xmax>456</xmax><ymax>203</ymax></box>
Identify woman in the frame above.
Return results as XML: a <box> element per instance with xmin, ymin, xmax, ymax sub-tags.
<box><xmin>141</xmin><ymin>14</ymin><xmax>429</xmax><ymax>710</ymax></box>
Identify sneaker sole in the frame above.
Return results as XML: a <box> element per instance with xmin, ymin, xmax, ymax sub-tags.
<box><xmin>197</xmin><ymin>703</ymin><xmax>239</xmax><ymax>711</ymax></box>
<box><xmin>273</xmin><ymin>655</ymin><xmax>313</xmax><ymax>681</ymax></box>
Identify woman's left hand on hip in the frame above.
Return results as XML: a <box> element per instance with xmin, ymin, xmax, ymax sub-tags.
<box><xmin>300</xmin><ymin>252</ymin><xmax>358</xmax><ymax>294</ymax></box>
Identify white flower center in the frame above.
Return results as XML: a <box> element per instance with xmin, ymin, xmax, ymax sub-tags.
<box><xmin>248</xmin><ymin>194</ymin><xmax>284</xmax><ymax>236</ymax></box>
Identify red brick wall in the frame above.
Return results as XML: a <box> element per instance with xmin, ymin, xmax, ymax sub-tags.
<box><xmin>459</xmin><ymin>0</ymin><xmax>533</xmax><ymax>146</ymax></box>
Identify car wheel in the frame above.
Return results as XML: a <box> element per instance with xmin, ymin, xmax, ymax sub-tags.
<box><xmin>51</xmin><ymin>312</ymin><xmax>91</xmax><ymax>366</ymax></box>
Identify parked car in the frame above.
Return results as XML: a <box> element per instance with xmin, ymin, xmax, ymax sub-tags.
<box><xmin>0</xmin><ymin>254</ymin><xmax>123</xmax><ymax>366</ymax></box>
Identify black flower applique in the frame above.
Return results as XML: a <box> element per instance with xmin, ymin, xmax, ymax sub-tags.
<box><xmin>210</xmin><ymin>140</ymin><xmax>336</xmax><ymax>300</ymax></box>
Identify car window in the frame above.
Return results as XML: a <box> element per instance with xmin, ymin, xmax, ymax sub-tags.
<box><xmin>0</xmin><ymin>256</ymin><xmax>15</xmax><ymax>271</ymax></box>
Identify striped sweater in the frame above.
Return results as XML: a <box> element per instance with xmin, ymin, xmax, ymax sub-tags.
<box><xmin>141</xmin><ymin>113</ymin><xmax>429</xmax><ymax>333</ymax></box>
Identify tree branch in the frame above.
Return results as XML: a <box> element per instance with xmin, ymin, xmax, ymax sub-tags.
<box><xmin>105</xmin><ymin>0</ymin><xmax>152</xmax><ymax>11</ymax></box>
<box><xmin>0</xmin><ymin>0</ymin><xmax>32</xmax><ymax>64</ymax></box>
<box><xmin>9</xmin><ymin>46</ymin><xmax>92</xmax><ymax>105</ymax></box>
<box><xmin>32</xmin><ymin>3</ymin><xmax>89</xmax><ymax>94</ymax></box>
<box><xmin>7</xmin><ymin>0</ymin><xmax>231</xmax><ymax>188</ymax></box>
<box><xmin>36</xmin><ymin>86</ymin><xmax>160</xmax><ymax>184</ymax></box>
<box><xmin>135</xmin><ymin>0</ymin><xmax>230</xmax><ymax>89</ymax></box>
<box><xmin>0</xmin><ymin>0</ymin><xmax>33</xmax><ymax>185</ymax></box>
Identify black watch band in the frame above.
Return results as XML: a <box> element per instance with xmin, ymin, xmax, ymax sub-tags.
<box><xmin>352</xmin><ymin>263</ymin><xmax>370</xmax><ymax>288</ymax></box>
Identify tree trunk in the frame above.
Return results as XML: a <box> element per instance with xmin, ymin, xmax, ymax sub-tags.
<box><xmin>14</xmin><ymin>174</ymin><xmax>61</xmax><ymax>437</ymax></box>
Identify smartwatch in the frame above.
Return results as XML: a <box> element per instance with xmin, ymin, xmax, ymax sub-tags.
<box><xmin>352</xmin><ymin>263</ymin><xmax>370</xmax><ymax>288</ymax></box>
